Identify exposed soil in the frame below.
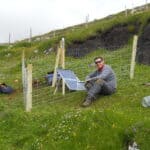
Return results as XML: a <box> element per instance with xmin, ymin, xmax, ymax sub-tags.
<box><xmin>66</xmin><ymin>23</ymin><xmax>140</xmax><ymax>58</ymax></box>
<box><xmin>137</xmin><ymin>22</ymin><xmax>150</xmax><ymax>65</ymax></box>
<box><xmin>66</xmin><ymin>22</ymin><xmax>150</xmax><ymax>65</ymax></box>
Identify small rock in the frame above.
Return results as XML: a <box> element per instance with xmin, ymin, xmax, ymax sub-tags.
<box><xmin>142</xmin><ymin>96</ymin><xmax>150</xmax><ymax>107</ymax></box>
<box><xmin>34</xmin><ymin>49</ymin><xmax>39</xmax><ymax>53</ymax></box>
<box><xmin>128</xmin><ymin>141</ymin><xmax>140</xmax><ymax>150</ymax></box>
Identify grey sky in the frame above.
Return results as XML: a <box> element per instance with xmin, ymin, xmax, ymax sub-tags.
<box><xmin>0</xmin><ymin>0</ymin><xmax>148</xmax><ymax>43</ymax></box>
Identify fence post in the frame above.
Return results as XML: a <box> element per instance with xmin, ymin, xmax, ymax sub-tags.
<box><xmin>125</xmin><ymin>5</ymin><xmax>128</xmax><ymax>17</ymax></box>
<box><xmin>52</xmin><ymin>38</ymin><xmax>66</xmax><ymax>95</ymax></box>
<box><xmin>26</xmin><ymin>64</ymin><xmax>32</xmax><ymax>112</ymax></box>
<box><xmin>29</xmin><ymin>27</ymin><xmax>32</xmax><ymax>42</ymax></box>
<box><xmin>22</xmin><ymin>50</ymin><xmax>25</xmax><ymax>85</ymax></box>
<box><xmin>85</xmin><ymin>14</ymin><xmax>89</xmax><ymax>28</ymax></box>
<box><xmin>52</xmin><ymin>47</ymin><xmax>61</xmax><ymax>87</ymax></box>
<box><xmin>22</xmin><ymin>50</ymin><xmax>27</xmax><ymax>105</ymax></box>
<box><xmin>130</xmin><ymin>35</ymin><xmax>138</xmax><ymax>79</ymax></box>
<box><xmin>61</xmin><ymin>38</ymin><xmax>65</xmax><ymax>95</ymax></box>
<box><xmin>145</xmin><ymin>0</ymin><xmax>148</xmax><ymax>10</ymax></box>
<box><xmin>22</xmin><ymin>50</ymin><xmax>25</xmax><ymax>84</ymax></box>
<box><xmin>9</xmin><ymin>33</ymin><xmax>11</xmax><ymax>45</ymax></box>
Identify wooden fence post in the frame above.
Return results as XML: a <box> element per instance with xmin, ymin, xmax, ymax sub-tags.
<box><xmin>9</xmin><ymin>33</ymin><xmax>11</xmax><ymax>45</ymax></box>
<box><xmin>61</xmin><ymin>38</ymin><xmax>65</xmax><ymax>95</ymax></box>
<box><xmin>22</xmin><ymin>50</ymin><xmax>25</xmax><ymax>86</ymax></box>
<box><xmin>125</xmin><ymin>5</ymin><xmax>128</xmax><ymax>17</ymax></box>
<box><xmin>26</xmin><ymin>64</ymin><xmax>32</xmax><ymax>112</ymax></box>
<box><xmin>85</xmin><ymin>14</ymin><xmax>89</xmax><ymax>28</ymax></box>
<box><xmin>22</xmin><ymin>50</ymin><xmax>27</xmax><ymax>105</ymax></box>
<box><xmin>52</xmin><ymin>47</ymin><xmax>61</xmax><ymax>87</ymax></box>
<box><xmin>52</xmin><ymin>38</ymin><xmax>66</xmax><ymax>95</ymax></box>
<box><xmin>130</xmin><ymin>35</ymin><xmax>138</xmax><ymax>79</ymax></box>
<box><xmin>29</xmin><ymin>27</ymin><xmax>32</xmax><ymax>42</ymax></box>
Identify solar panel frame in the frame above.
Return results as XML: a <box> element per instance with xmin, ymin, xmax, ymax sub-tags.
<box><xmin>57</xmin><ymin>69</ymin><xmax>85</xmax><ymax>91</ymax></box>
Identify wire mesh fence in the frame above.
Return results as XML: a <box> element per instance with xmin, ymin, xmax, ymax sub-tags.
<box><xmin>1</xmin><ymin>38</ymin><xmax>149</xmax><ymax>111</ymax></box>
<box><xmin>31</xmin><ymin>38</ymin><xmax>150</xmax><ymax>107</ymax></box>
<box><xmin>0</xmin><ymin>58</ymin><xmax>23</xmax><ymax>109</ymax></box>
<box><xmin>29</xmin><ymin>44</ymin><xmax>134</xmax><ymax>109</ymax></box>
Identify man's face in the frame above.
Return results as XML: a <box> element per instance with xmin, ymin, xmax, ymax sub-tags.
<box><xmin>95</xmin><ymin>58</ymin><xmax>104</xmax><ymax>70</ymax></box>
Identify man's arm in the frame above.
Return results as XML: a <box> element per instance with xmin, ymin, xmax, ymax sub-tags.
<box><xmin>85</xmin><ymin>76</ymin><xmax>98</xmax><ymax>82</ymax></box>
<box><xmin>85</xmin><ymin>66</ymin><xmax>112</xmax><ymax>82</ymax></box>
<box><xmin>96</xmin><ymin>67</ymin><xmax>112</xmax><ymax>80</ymax></box>
<box><xmin>85</xmin><ymin>71</ymin><xmax>96</xmax><ymax>81</ymax></box>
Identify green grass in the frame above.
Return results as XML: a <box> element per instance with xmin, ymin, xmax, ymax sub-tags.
<box><xmin>0</xmin><ymin>44</ymin><xmax>150</xmax><ymax>149</ymax></box>
<box><xmin>0</xmin><ymin>9</ymin><xmax>150</xmax><ymax>150</ymax></box>
<box><xmin>12</xmin><ymin>9</ymin><xmax>150</xmax><ymax>51</ymax></box>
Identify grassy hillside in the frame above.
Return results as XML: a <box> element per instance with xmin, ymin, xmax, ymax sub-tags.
<box><xmin>0</xmin><ymin>8</ymin><xmax>150</xmax><ymax>150</ymax></box>
<box><xmin>12</xmin><ymin>9</ymin><xmax>150</xmax><ymax>51</ymax></box>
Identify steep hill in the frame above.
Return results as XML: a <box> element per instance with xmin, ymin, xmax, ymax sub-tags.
<box><xmin>12</xmin><ymin>4</ymin><xmax>150</xmax><ymax>65</ymax></box>
<box><xmin>0</xmin><ymin>3</ymin><xmax>150</xmax><ymax>150</ymax></box>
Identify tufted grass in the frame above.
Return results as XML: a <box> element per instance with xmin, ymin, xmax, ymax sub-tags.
<box><xmin>0</xmin><ymin>43</ymin><xmax>150</xmax><ymax>149</ymax></box>
<box><xmin>0</xmin><ymin>8</ymin><xmax>150</xmax><ymax>150</ymax></box>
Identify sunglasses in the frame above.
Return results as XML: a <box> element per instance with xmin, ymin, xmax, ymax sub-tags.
<box><xmin>95</xmin><ymin>60</ymin><xmax>102</xmax><ymax>64</ymax></box>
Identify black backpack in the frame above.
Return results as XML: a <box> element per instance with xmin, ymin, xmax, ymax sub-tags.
<box><xmin>0</xmin><ymin>84</ymin><xmax>14</xmax><ymax>94</ymax></box>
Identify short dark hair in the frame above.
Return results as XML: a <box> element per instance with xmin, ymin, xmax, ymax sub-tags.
<box><xmin>94</xmin><ymin>56</ymin><xmax>104</xmax><ymax>62</ymax></box>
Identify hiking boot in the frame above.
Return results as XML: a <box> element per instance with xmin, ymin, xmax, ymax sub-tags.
<box><xmin>82</xmin><ymin>95</ymin><xmax>94</xmax><ymax>107</ymax></box>
<box><xmin>82</xmin><ymin>99</ymin><xmax>92</xmax><ymax>107</ymax></box>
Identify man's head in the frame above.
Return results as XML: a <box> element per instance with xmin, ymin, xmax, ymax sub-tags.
<box><xmin>94</xmin><ymin>56</ymin><xmax>104</xmax><ymax>70</ymax></box>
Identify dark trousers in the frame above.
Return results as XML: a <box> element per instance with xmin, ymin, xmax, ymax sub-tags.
<box><xmin>85</xmin><ymin>79</ymin><xmax>115</xmax><ymax>98</ymax></box>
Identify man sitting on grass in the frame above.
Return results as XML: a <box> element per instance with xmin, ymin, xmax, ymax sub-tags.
<box><xmin>82</xmin><ymin>56</ymin><xmax>117</xmax><ymax>107</ymax></box>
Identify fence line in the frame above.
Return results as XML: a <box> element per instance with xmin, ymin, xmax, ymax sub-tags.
<box><xmin>1</xmin><ymin>35</ymin><xmax>148</xmax><ymax>111</ymax></box>
<box><xmin>29</xmin><ymin>47</ymin><xmax>132</xmax><ymax>110</ymax></box>
<box><xmin>29</xmin><ymin>4</ymin><xmax>150</xmax><ymax>42</ymax></box>
<box><xmin>29</xmin><ymin>35</ymin><xmax>145</xmax><ymax>110</ymax></box>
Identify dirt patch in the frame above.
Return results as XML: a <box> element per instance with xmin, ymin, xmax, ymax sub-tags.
<box><xmin>100</xmin><ymin>25</ymin><xmax>131</xmax><ymax>50</ymax></box>
<box><xmin>137</xmin><ymin>22</ymin><xmax>150</xmax><ymax>65</ymax></box>
<box><xmin>66</xmin><ymin>22</ymin><xmax>150</xmax><ymax>65</ymax></box>
<box><xmin>66</xmin><ymin>24</ymin><xmax>139</xmax><ymax>57</ymax></box>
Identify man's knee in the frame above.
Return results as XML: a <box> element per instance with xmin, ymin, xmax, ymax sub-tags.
<box><xmin>95</xmin><ymin>79</ymin><xmax>105</xmax><ymax>85</ymax></box>
<box><xmin>85</xmin><ymin>81</ymin><xmax>93</xmax><ymax>90</ymax></box>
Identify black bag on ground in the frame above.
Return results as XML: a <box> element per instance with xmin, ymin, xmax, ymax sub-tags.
<box><xmin>0</xmin><ymin>83</ymin><xmax>14</xmax><ymax>94</ymax></box>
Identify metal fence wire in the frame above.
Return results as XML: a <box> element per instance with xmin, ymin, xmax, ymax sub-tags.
<box><xmin>29</xmin><ymin>44</ymin><xmax>133</xmax><ymax>108</ymax></box>
<box><xmin>1</xmin><ymin>37</ymin><xmax>149</xmax><ymax>111</ymax></box>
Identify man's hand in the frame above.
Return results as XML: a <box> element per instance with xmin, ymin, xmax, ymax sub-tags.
<box><xmin>85</xmin><ymin>77</ymin><xmax>98</xmax><ymax>82</ymax></box>
<box><xmin>85</xmin><ymin>75</ymin><xmax>90</xmax><ymax>82</ymax></box>
<box><xmin>85</xmin><ymin>78</ymin><xmax>92</xmax><ymax>82</ymax></box>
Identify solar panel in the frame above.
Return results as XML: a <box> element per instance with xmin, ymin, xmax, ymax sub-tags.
<box><xmin>57</xmin><ymin>69</ymin><xmax>85</xmax><ymax>91</ymax></box>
